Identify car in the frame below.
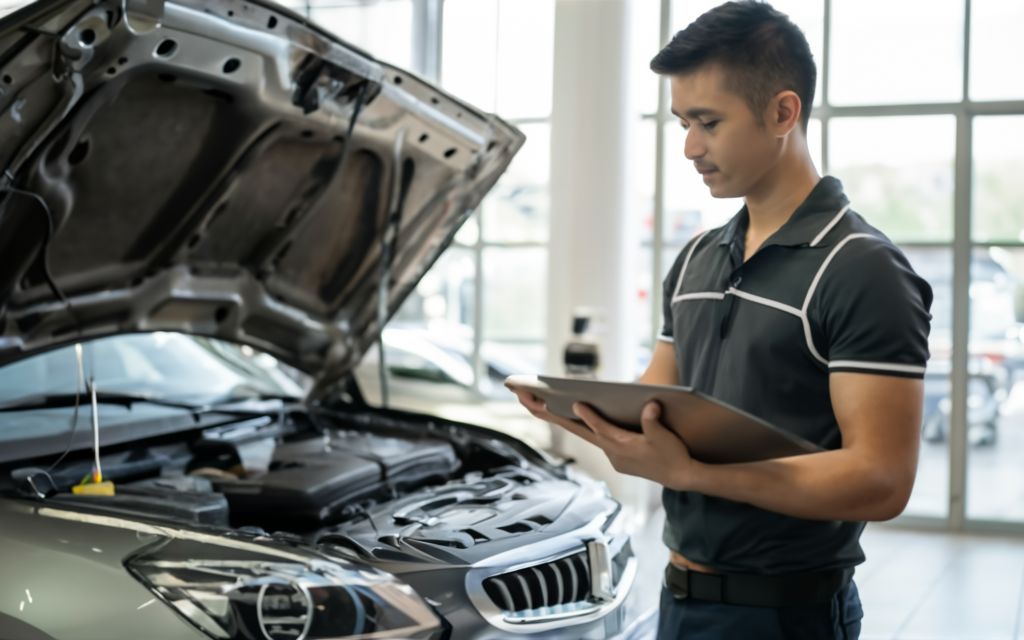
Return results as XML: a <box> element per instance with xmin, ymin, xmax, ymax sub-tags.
<box><xmin>908</xmin><ymin>249</ymin><xmax>1020</xmax><ymax>447</ymax></box>
<box><xmin>352</xmin><ymin>326</ymin><xmax>556</xmax><ymax>449</ymax></box>
<box><xmin>0</xmin><ymin>2</ymin><xmax>636</xmax><ymax>639</ymax></box>
<box><xmin>355</xmin><ymin>326</ymin><xmax>539</xmax><ymax>401</ymax></box>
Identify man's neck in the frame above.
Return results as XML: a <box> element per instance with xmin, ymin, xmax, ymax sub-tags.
<box><xmin>744</xmin><ymin>154</ymin><xmax>820</xmax><ymax>241</ymax></box>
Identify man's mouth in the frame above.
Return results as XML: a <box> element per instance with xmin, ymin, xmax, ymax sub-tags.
<box><xmin>695</xmin><ymin>165</ymin><xmax>718</xmax><ymax>176</ymax></box>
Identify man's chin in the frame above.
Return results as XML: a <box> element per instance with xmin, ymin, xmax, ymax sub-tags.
<box><xmin>706</xmin><ymin>183</ymin><xmax>737</xmax><ymax>199</ymax></box>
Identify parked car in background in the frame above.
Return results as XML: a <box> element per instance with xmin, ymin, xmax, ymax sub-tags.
<box><xmin>0</xmin><ymin>1</ymin><xmax>635</xmax><ymax>639</ymax></box>
<box><xmin>354</xmin><ymin>326</ymin><xmax>553</xmax><ymax>448</ymax></box>
<box><xmin>356</xmin><ymin>326</ymin><xmax>539</xmax><ymax>403</ymax></box>
<box><xmin>908</xmin><ymin>249</ymin><xmax>1022</xmax><ymax>446</ymax></box>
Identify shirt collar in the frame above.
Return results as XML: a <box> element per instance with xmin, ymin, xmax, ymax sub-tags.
<box><xmin>718</xmin><ymin>176</ymin><xmax>851</xmax><ymax>250</ymax></box>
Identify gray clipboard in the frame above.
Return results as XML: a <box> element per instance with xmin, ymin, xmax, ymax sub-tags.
<box><xmin>505</xmin><ymin>374</ymin><xmax>822</xmax><ymax>464</ymax></box>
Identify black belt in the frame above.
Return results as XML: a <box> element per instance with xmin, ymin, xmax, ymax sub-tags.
<box><xmin>664</xmin><ymin>562</ymin><xmax>854</xmax><ymax>608</ymax></box>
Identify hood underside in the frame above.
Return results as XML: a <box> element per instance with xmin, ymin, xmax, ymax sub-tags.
<box><xmin>0</xmin><ymin>0</ymin><xmax>524</xmax><ymax>389</ymax></box>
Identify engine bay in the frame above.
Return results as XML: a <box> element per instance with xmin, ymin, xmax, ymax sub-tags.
<box><xmin>3</xmin><ymin>405</ymin><xmax>606</xmax><ymax>564</ymax></box>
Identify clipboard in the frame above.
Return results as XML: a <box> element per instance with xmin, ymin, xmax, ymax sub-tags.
<box><xmin>505</xmin><ymin>374</ymin><xmax>822</xmax><ymax>464</ymax></box>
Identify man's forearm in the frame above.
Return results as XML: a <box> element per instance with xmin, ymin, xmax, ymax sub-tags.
<box><xmin>679</xmin><ymin>449</ymin><xmax>914</xmax><ymax>522</ymax></box>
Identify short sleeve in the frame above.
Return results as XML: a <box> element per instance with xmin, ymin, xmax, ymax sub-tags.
<box><xmin>659</xmin><ymin>263</ymin><xmax>680</xmax><ymax>343</ymax></box>
<box><xmin>812</xmin><ymin>238</ymin><xmax>933</xmax><ymax>378</ymax></box>
<box><xmin>659</xmin><ymin>241</ymin><xmax>695</xmax><ymax>343</ymax></box>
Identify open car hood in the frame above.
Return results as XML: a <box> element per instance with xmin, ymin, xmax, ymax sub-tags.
<box><xmin>0</xmin><ymin>0</ymin><xmax>523</xmax><ymax>395</ymax></box>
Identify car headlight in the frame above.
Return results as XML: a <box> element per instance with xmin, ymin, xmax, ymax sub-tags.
<box><xmin>127</xmin><ymin>545</ymin><xmax>442</xmax><ymax>640</ymax></box>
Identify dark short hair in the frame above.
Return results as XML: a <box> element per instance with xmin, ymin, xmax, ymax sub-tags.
<box><xmin>650</xmin><ymin>1</ymin><xmax>816</xmax><ymax>130</ymax></box>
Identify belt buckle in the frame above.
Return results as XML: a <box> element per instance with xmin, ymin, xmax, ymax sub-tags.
<box><xmin>664</xmin><ymin>564</ymin><xmax>689</xmax><ymax>601</ymax></box>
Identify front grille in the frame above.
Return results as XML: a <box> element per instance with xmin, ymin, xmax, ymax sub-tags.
<box><xmin>482</xmin><ymin>542</ymin><xmax>634</xmax><ymax>619</ymax></box>
<box><xmin>484</xmin><ymin>550</ymin><xmax>592</xmax><ymax>614</ymax></box>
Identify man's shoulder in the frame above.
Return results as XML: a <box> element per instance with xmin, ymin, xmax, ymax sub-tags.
<box><xmin>822</xmin><ymin>208</ymin><xmax>912</xmax><ymax>266</ymax></box>
<box><xmin>814</xmin><ymin>209</ymin><xmax>932</xmax><ymax>302</ymax></box>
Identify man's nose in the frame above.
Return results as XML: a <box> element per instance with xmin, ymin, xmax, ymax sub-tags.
<box><xmin>683</xmin><ymin>128</ymin><xmax>706</xmax><ymax>160</ymax></box>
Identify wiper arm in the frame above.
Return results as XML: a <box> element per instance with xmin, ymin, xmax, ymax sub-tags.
<box><xmin>0</xmin><ymin>390</ymin><xmax>302</xmax><ymax>414</ymax></box>
<box><xmin>203</xmin><ymin>390</ymin><xmax>304</xmax><ymax>409</ymax></box>
<box><xmin>0</xmin><ymin>391</ymin><xmax>204</xmax><ymax>413</ymax></box>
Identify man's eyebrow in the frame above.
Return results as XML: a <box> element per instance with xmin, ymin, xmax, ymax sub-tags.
<box><xmin>670</xmin><ymin>107</ymin><xmax>723</xmax><ymax>119</ymax></box>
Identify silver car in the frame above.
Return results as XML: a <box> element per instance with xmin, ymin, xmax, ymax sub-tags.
<box><xmin>0</xmin><ymin>1</ymin><xmax>636</xmax><ymax>639</ymax></box>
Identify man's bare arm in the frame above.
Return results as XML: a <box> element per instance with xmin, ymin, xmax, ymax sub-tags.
<box><xmin>678</xmin><ymin>372</ymin><xmax>922</xmax><ymax>522</ymax></box>
<box><xmin>637</xmin><ymin>341</ymin><xmax>678</xmax><ymax>386</ymax></box>
<box><xmin>515</xmin><ymin>339</ymin><xmax>922</xmax><ymax>522</ymax></box>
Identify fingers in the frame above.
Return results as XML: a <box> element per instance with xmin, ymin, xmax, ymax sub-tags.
<box><xmin>573</xmin><ymin>402</ymin><xmax>634</xmax><ymax>444</ymax></box>
<box><xmin>556</xmin><ymin>418</ymin><xmax>600</xmax><ymax>444</ymax></box>
<box><xmin>510</xmin><ymin>390</ymin><xmax>594</xmax><ymax>440</ymax></box>
<box><xmin>641</xmin><ymin>400</ymin><xmax>662</xmax><ymax>427</ymax></box>
<box><xmin>639</xmin><ymin>400</ymin><xmax>666</xmax><ymax>438</ymax></box>
<box><xmin>639</xmin><ymin>400</ymin><xmax>681</xmax><ymax>443</ymax></box>
<box><xmin>514</xmin><ymin>389</ymin><xmax>546</xmax><ymax>413</ymax></box>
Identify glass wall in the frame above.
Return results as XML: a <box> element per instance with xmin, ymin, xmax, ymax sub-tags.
<box><xmin>298</xmin><ymin>0</ymin><xmax>1024</xmax><ymax>527</ymax></box>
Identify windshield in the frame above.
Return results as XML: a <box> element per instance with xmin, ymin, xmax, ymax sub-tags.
<box><xmin>0</xmin><ymin>1</ymin><xmax>33</xmax><ymax>19</ymax></box>
<box><xmin>0</xmin><ymin>332</ymin><xmax>309</xmax><ymax>406</ymax></box>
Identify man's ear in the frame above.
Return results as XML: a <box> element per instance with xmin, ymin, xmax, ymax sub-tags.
<box><xmin>768</xmin><ymin>90</ymin><xmax>802</xmax><ymax>137</ymax></box>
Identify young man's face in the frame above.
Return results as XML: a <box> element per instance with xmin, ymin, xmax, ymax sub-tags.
<box><xmin>669</xmin><ymin>63</ymin><xmax>783</xmax><ymax>199</ymax></box>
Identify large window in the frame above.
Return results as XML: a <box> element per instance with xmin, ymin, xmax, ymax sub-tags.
<box><xmin>299</xmin><ymin>0</ymin><xmax>1024</xmax><ymax>529</ymax></box>
<box><xmin>298</xmin><ymin>0</ymin><xmax>554</xmax><ymax>447</ymax></box>
<box><xmin>646</xmin><ymin>0</ymin><xmax>1024</xmax><ymax>529</ymax></box>
<box><xmin>312</xmin><ymin>1</ymin><xmax>415</xmax><ymax>68</ymax></box>
<box><xmin>438</xmin><ymin>0</ymin><xmax>554</xmax><ymax>381</ymax></box>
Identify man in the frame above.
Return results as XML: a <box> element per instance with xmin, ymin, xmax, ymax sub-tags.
<box><xmin>511</xmin><ymin>2</ymin><xmax>932</xmax><ymax>638</ymax></box>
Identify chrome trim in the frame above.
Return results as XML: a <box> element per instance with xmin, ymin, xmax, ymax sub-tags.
<box><xmin>490</xmin><ymin>578</ymin><xmax>515</xmax><ymax>613</ymax></box>
<box><xmin>552</xmin><ymin>557</ymin><xmax>569</xmax><ymax>602</ymax></box>
<box><xmin>256</xmin><ymin>581</ymin><xmax>313</xmax><ymax>640</ymax></box>
<box><xmin>464</xmin><ymin>506</ymin><xmax>637</xmax><ymax>635</ymax></box>
<box><xmin>503</xmin><ymin>601</ymin><xmax>604</xmax><ymax>625</ymax></box>
<box><xmin>513</xmin><ymin>573</ymin><xmax>532</xmax><ymax>611</ymax></box>
<box><xmin>586</xmin><ymin>539</ymin><xmax>614</xmax><ymax>603</ymax></box>
<box><xmin>530</xmin><ymin>566</ymin><xmax>549</xmax><ymax>607</ymax></box>
<box><xmin>564</xmin><ymin>554</ymin><xmax>580</xmax><ymax>602</ymax></box>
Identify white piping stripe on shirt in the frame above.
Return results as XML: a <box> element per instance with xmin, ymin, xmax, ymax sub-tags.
<box><xmin>669</xmin><ymin>225</ymin><xmax>915</xmax><ymax>374</ymax></box>
<box><xmin>674</xmin><ymin>230</ymin><xmax>712</xmax><ymax>298</ymax></box>
<box><xmin>802</xmin><ymin>233</ymin><xmax>874</xmax><ymax>314</ymax></box>
<box><xmin>809</xmin><ymin>204</ymin><xmax>851</xmax><ymax>247</ymax></box>
<box><xmin>657</xmin><ymin>335</ymin><xmax>674</xmax><ymax>343</ymax></box>
<box><xmin>829</xmin><ymin>360</ymin><xmax>927</xmax><ymax>375</ymax></box>
<box><xmin>801</xmin><ymin>318</ymin><xmax>829</xmax><ymax>366</ymax></box>
<box><xmin>726</xmin><ymin>288</ymin><xmax>802</xmax><ymax>318</ymax></box>
<box><xmin>672</xmin><ymin>291</ymin><xmax>726</xmax><ymax>303</ymax></box>
<box><xmin>799</xmin><ymin>233</ymin><xmax>874</xmax><ymax>366</ymax></box>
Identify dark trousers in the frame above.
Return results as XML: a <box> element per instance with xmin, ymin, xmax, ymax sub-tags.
<box><xmin>656</xmin><ymin>579</ymin><xmax>862</xmax><ymax>639</ymax></box>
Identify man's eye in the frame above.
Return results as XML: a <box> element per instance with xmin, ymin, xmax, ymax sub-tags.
<box><xmin>702</xmin><ymin>120</ymin><xmax>719</xmax><ymax>130</ymax></box>
<box><xmin>679</xmin><ymin>121</ymin><xmax>690</xmax><ymax>131</ymax></box>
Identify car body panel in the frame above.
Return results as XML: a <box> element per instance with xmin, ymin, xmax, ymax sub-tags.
<box><xmin>0</xmin><ymin>0</ymin><xmax>523</xmax><ymax>397</ymax></box>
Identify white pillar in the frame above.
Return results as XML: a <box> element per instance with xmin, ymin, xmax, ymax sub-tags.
<box><xmin>547</xmin><ymin>0</ymin><xmax>636</xmax><ymax>382</ymax></box>
<box><xmin>546</xmin><ymin>0</ymin><xmax>653</xmax><ymax>508</ymax></box>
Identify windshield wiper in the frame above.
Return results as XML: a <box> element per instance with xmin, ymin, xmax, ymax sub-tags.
<box><xmin>202</xmin><ymin>389</ymin><xmax>305</xmax><ymax>409</ymax></box>
<box><xmin>0</xmin><ymin>391</ymin><xmax>206</xmax><ymax>414</ymax></box>
<box><xmin>0</xmin><ymin>390</ymin><xmax>305</xmax><ymax>415</ymax></box>
<box><xmin>5</xmin><ymin>388</ymin><xmax>305</xmax><ymax>412</ymax></box>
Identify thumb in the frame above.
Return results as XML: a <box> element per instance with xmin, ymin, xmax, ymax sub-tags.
<box><xmin>640</xmin><ymin>401</ymin><xmax>665</xmax><ymax>435</ymax></box>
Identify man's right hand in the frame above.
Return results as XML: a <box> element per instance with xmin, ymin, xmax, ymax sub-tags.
<box><xmin>506</xmin><ymin>385</ymin><xmax>593</xmax><ymax>435</ymax></box>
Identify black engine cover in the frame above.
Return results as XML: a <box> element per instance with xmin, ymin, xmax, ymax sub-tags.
<box><xmin>214</xmin><ymin>431</ymin><xmax>460</xmax><ymax>530</ymax></box>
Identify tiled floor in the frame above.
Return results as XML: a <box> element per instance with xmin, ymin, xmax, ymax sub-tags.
<box><xmin>622</xmin><ymin>507</ymin><xmax>1024</xmax><ymax>639</ymax></box>
<box><xmin>857</xmin><ymin>525</ymin><xmax>1024</xmax><ymax>639</ymax></box>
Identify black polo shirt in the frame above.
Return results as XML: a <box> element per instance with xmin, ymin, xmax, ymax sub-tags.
<box><xmin>659</xmin><ymin>176</ymin><xmax>932</xmax><ymax>575</ymax></box>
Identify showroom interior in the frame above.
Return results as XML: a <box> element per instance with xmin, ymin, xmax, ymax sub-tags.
<box><xmin>320</xmin><ymin>0</ymin><xmax>1024</xmax><ymax>635</ymax></box>
<box><xmin>288</xmin><ymin>0</ymin><xmax>1024</xmax><ymax>636</ymax></box>
<box><xmin>1</xmin><ymin>0</ymin><xmax>1023</xmax><ymax>638</ymax></box>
